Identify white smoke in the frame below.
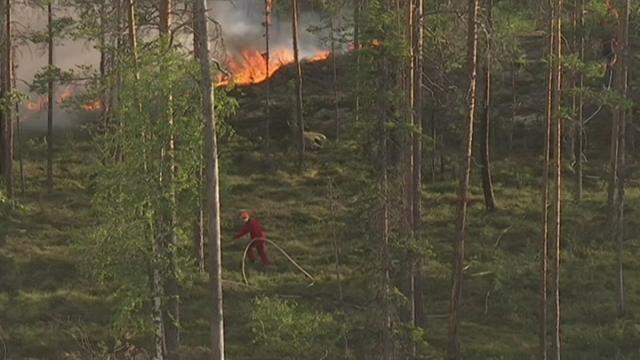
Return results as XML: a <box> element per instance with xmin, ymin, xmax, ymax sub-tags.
<box><xmin>209</xmin><ymin>0</ymin><xmax>329</xmax><ymax>57</ymax></box>
<box><xmin>12</xmin><ymin>0</ymin><xmax>333</xmax><ymax>133</ymax></box>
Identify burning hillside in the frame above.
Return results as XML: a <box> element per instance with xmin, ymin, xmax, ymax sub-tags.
<box><xmin>225</xmin><ymin>49</ymin><xmax>354</xmax><ymax>144</ymax></box>
<box><xmin>217</xmin><ymin>48</ymin><xmax>330</xmax><ymax>87</ymax></box>
<box><xmin>24</xmin><ymin>86</ymin><xmax>103</xmax><ymax>113</ymax></box>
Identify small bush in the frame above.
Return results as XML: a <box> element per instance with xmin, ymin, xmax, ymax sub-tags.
<box><xmin>249</xmin><ymin>297</ymin><xmax>350</xmax><ymax>360</ymax></box>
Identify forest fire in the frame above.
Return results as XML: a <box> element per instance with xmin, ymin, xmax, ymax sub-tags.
<box><xmin>216</xmin><ymin>48</ymin><xmax>331</xmax><ymax>87</ymax></box>
<box><xmin>23</xmin><ymin>87</ymin><xmax>103</xmax><ymax>113</ymax></box>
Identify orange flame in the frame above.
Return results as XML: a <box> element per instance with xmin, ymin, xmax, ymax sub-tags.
<box><xmin>216</xmin><ymin>48</ymin><xmax>331</xmax><ymax>87</ymax></box>
<box><xmin>307</xmin><ymin>51</ymin><xmax>330</xmax><ymax>62</ymax></box>
<box><xmin>23</xmin><ymin>88</ymin><xmax>103</xmax><ymax>113</ymax></box>
<box><xmin>57</xmin><ymin>88</ymin><xmax>74</xmax><ymax>104</ymax></box>
<box><xmin>82</xmin><ymin>100</ymin><xmax>104</xmax><ymax>112</ymax></box>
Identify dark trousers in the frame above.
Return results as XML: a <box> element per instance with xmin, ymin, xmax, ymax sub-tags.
<box><xmin>248</xmin><ymin>239</ymin><xmax>271</xmax><ymax>266</ymax></box>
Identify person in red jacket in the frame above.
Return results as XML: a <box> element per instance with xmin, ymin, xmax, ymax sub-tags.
<box><xmin>233</xmin><ymin>211</ymin><xmax>272</xmax><ymax>266</ymax></box>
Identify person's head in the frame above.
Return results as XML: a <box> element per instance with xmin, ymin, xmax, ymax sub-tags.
<box><xmin>240</xmin><ymin>211</ymin><xmax>251</xmax><ymax>223</ymax></box>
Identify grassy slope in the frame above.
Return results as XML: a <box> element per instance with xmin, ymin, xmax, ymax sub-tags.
<box><xmin>2</xmin><ymin>128</ymin><xmax>640</xmax><ymax>359</ymax></box>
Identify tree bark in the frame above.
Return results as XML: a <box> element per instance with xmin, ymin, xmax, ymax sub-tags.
<box><xmin>411</xmin><ymin>0</ymin><xmax>425</xmax><ymax>330</ymax></box>
<box><xmin>291</xmin><ymin>0</ymin><xmax>304</xmax><ymax>165</ymax></box>
<box><xmin>159</xmin><ymin>1</ymin><xmax>180</xmax><ymax>357</ymax></box>
<box><xmin>479</xmin><ymin>0</ymin><xmax>496</xmax><ymax>211</ymax></box>
<box><xmin>47</xmin><ymin>2</ymin><xmax>54</xmax><ymax>193</ymax></box>
<box><xmin>0</xmin><ymin>0</ymin><xmax>4</xmax><ymax>180</ymax></box>
<box><xmin>353</xmin><ymin>0</ymin><xmax>360</xmax><ymax>124</ymax></box>
<box><xmin>0</xmin><ymin>0</ymin><xmax>12</xmax><ymax>198</ymax></box>
<box><xmin>264</xmin><ymin>0</ymin><xmax>271</xmax><ymax>153</ymax></box>
<box><xmin>12</xmin><ymin>46</ymin><xmax>22</xmax><ymax>197</ymax></box>
<box><xmin>330</xmin><ymin>16</ymin><xmax>340</xmax><ymax>140</ymax></box>
<box><xmin>607</xmin><ymin>0</ymin><xmax>628</xmax><ymax>318</ymax></box>
<box><xmin>447</xmin><ymin>0</ymin><xmax>479</xmax><ymax>357</ymax></box>
<box><xmin>573</xmin><ymin>0</ymin><xmax>584</xmax><ymax>202</ymax></box>
<box><xmin>540</xmin><ymin>6</ymin><xmax>552</xmax><ymax>357</ymax></box>
<box><xmin>194</xmin><ymin>1</ymin><xmax>226</xmax><ymax>358</ymax></box>
<box><xmin>551</xmin><ymin>0</ymin><xmax>563</xmax><ymax>358</ymax></box>
<box><xmin>381</xmin><ymin>86</ymin><xmax>392</xmax><ymax>360</ymax></box>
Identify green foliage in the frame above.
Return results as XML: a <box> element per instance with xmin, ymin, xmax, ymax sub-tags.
<box><xmin>30</xmin><ymin>66</ymin><xmax>77</xmax><ymax>94</ymax></box>
<box><xmin>249</xmin><ymin>297</ymin><xmax>350</xmax><ymax>360</ymax></box>
<box><xmin>86</xmin><ymin>43</ymin><xmax>237</xmax><ymax>334</ymax></box>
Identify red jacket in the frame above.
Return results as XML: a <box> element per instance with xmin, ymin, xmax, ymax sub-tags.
<box><xmin>234</xmin><ymin>218</ymin><xmax>267</xmax><ymax>240</ymax></box>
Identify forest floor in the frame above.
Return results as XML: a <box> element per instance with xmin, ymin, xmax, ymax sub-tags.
<box><xmin>2</xmin><ymin>127</ymin><xmax>640</xmax><ymax>359</ymax></box>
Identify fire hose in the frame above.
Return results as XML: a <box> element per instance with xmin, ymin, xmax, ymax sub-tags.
<box><xmin>241</xmin><ymin>238</ymin><xmax>315</xmax><ymax>286</ymax></box>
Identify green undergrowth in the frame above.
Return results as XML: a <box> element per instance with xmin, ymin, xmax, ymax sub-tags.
<box><xmin>1</xmin><ymin>129</ymin><xmax>640</xmax><ymax>359</ymax></box>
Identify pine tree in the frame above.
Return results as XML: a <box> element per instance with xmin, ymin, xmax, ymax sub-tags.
<box><xmin>447</xmin><ymin>0</ymin><xmax>480</xmax><ymax>357</ymax></box>
<box><xmin>194</xmin><ymin>0</ymin><xmax>226</xmax><ymax>358</ymax></box>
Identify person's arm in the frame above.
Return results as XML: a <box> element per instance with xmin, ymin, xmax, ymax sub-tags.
<box><xmin>233</xmin><ymin>222</ymin><xmax>250</xmax><ymax>239</ymax></box>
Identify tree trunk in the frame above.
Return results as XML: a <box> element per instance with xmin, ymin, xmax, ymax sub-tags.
<box><xmin>159</xmin><ymin>1</ymin><xmax>180</xmax><ymax>357</ymax></box>
<box><xmin>194</xmin><ymin>163</ymin><xmax>205</xmax><ymax>272</ymax></box>
<box><xmin>291</xmin><ymin>0</ymin><xmax>304</xmax><ymax>165</ymax></box>
<box><xmin>264</xmin><ymin>0</ymin><xmax>271</xmax><ymax>153</ymax></box>
<box><xmin>194</xmin><ymin>1</ymin><xmax>226</xmax><ymax>359</ymax></box>
<box><xmin>12</xmin><ymin>47</ymin><xmax>22</xmax><ymax>197</ymax></box>
<box><xmin>0</xmin><ymin>0</ymin><xmax>4</xmax><ymax>180</ymax></box>
<box><xmin>127</xmin><ymin>0</ymin><xmax>139</xmax><ymax>71</ymax></box>
<box><xmin>447</xmin><ymin>0</ymin><xmax>479</xmax><ymax>357</ymax></box>
<box><xmin>607</xmin><ymin>0</ymin><xmax>629</xmax><ymax>318</ymax></box>
<box><xmin>353</xmin><ymin>0</ymin><xmax>360</xmax><ymax>124</ymax></box>
<box><xmin>99</xmin><ymin>1</ymin><xmax>107</xmax><ymax>135</ymax></box>
<box><xmin>574</xmin><ymin>0</ymin><xmax>584</xmax><ymax>202</ymax></box>
<box><xmin>380</xmin><ymin>55</ymin><xmax>393</xmax><ymax>360</ymax></box>
<box><xmin>479</xmin><ymin>0</ymin><xmax>496</xmax><ymax>211</ymax></box>
<box><xmin>551</xmin><ymin>0</ymin><xmax>563</xmax><ymax>358</ymax></box>
<box><xmin>127</xmin><ymin>1</ymin><xmax>166</xmax><ymax>357</ymax></box>
<box><xmin>47</xmin><ymin>2</ymin><xmax>54</xmax><ymax>193</ymax></box>
<box><xmin>0</xmin><ymin>0</ymin><xmax>9</xmax><ymax>197</ymax></box>
<box><xmin>510</xmin><ymin>64</ymin><xmax>517</xmax><ymax>153</ymax></box>
<box><xmin>330</xmin><ymin>16</ymin><xmax>340</xmax><ymax>140</ymax></box>
<box><xmin>411</xmin><ymin>0</ymin><xmax>425</xmax><ymax>330</ymax></box>
<box><xmin>112</xmin><ymin>0</ymin><xmax>123</xmax><ymax>163</ymax></box>
<box><xmin>381</xmin><ymin>89</ymin><xmax>392</xmax><ymax>360</ymax></box>
<box><xmin>2</xmin><ymin>0</ymin><xmax>13</xmax><ymax>198</ymax></box>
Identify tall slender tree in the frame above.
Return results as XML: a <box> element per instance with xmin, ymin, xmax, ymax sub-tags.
<box><xmin>194</xmin><ymin>0</ymin><xmax>226</xmax><ymax>358</ymax></box>
<box><xmin>551</xmin><ymin>0</ymin><xmax>563</xmax><ymax>357</ymax></box>
<box><xmin>292</xmin><ymin>0</ymin><xmax>304</xmax><ymax>164</ymax></box>
<box><xmin>607</xmin><ymin>0</ymin><xmax>629</xmax><ymax>318</ymax></box>
<box><xmin>264</xmin><ymin>0</ymin><xmax>272</xmax><ymax>153</ymax></box>
<box><xmin>479</xmin><ymin>0</ymin><xmax>496</xmax><ymax>211</ymax></box>
<box><xmin>411</xmin><ymin>0</ymin><xmax>425</xmax><ymax>330</ymax></box>
<box><xmin>330</xmin><ymin>11</ymin><xmax>340</xmax><ymax>140</ymax></box>
<box><xmin>0</xmin><ymin>0</ymin><xmax>12</xmax><ymax>198</ymax></box>
<box><xmin>540</xmin><ymin>2</ymin><xmax>553</xmax><ymax>356</ymax></box>
<box><xmin>159</xmin><ymin>1</ymin><xmax>180</xmax><ymax>356</ymax></box>
<box><xmin>573</xmin><ymin>0</ymin><xmax>584</xmax><ymax>201</ymax></box>
<box><xmin>46</xmin><ymin>1</ymin><xmax>54</xmax><ymax>193</ymax></box>
<box><xmin>12</xmin><ymin>46</ymin><xmax>22</xmax><ymax>197</ymax></box>
<box><xmin>447</xmin><ymin>0</ymin><xmax>480</xmax><ymax>357</ymax></box>
<box><xmin>126</xmin><ymin>2</ymin><xmax>167</xmax><ymax>357</ymax></box>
